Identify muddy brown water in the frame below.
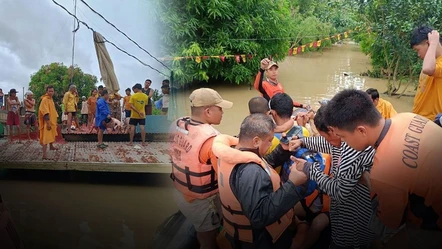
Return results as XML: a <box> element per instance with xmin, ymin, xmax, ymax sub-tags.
<box><xmin>0</xmin><ymin>42</ymin><xmax>414</xmax><ymax>249</ymax></box>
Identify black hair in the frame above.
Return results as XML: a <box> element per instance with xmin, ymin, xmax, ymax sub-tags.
<box><xmin>46</xmin><ymin>85</ymin><xmax>54</xmax><ymax>91</ymax></box>
<box><xmin>269</xmin><ymin>93</ymin><xmax>293</xmax><ymax>119</ymax></box>
<box><xmin>133</xmin><ymin>83</ymin><xmax>143</xmax><ymax>90</ymax></box>
<box><xmin>410</xmin><ymin>26</ymin><xmax>442</xmax><ymax>47</ymax></box>
<box><xmin>145</xmin><ymin>79</ymin><xmax>152</xmax><ymax>83</ymax></box>
<box><xmin>238</xmin><ymin>113</ymin><xmax>276</xmax><ymax>142</ymax></box>
<box><xmin>323</xmin><ymin>89</ymin><xmax>382</xmax><ymax>131</ymax></box>
<box><xmin>101</xmin><ymin>90</ymin><xmax>109</xmax><ymax>96</ymax></box>
<box><xmin>125</xmin><ymin>88</ymin><xmax>131</xmax><ymax>92</ymax></box>
<box><xmin>162</xmin><ymin>79</ymin><xmax>170</xmax><ymax>84</ymax></box>
<box><xmin>248</xmin><ymin>96</ymin><xmax>269</xmax><ymax>114</ymax></box>
<box><xmin>98</xmin><ymin>85</ymin><xmax>104</xmax><ymax>89</ymax></box>
<box><xmin>313</xmin><ymin>107</ymin><xmax>329</xmax><ymax>133</ymax></box>
<box><xmin>365</xmin><ymin>88</ymin><xmax>379</xmax><ymax>100</ymax></box>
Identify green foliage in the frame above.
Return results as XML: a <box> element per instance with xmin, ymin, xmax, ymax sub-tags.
<box><xmin>354</xmin><ymin>0</ymin><xmax>442</xmax><ymax>92</ymax></box>
<box><xmin>153</xmin><ymin>0</ymin><xmax>358</xmax><ymax>86</ymax></box>
<box><xmin>28</xmin><ymin>62</ymin><xmax>98</xmax><ymax>122</ymax></box>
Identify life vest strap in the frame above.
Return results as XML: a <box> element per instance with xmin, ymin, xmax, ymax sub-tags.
<box><xmin>223</xmin><ymin>215</ymin><xmax>253</xmax><ymax>230</ymax></box>
<box><xmin>172</xmin><ymin>162</ymin><xmax>215</xmax><ymax>177</ymax></box>
<box><xmin>221</xmin><ymin>200</ymin><xmax>244</xmax><ymax>215</ymax></box>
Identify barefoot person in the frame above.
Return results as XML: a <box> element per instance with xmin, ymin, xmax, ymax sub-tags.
<box><xmin>38</xmin><ymin>85</ymin><xmax>58</xmax><ymax>159</ymax></box>
<box><xmin>24</xmin><ymin>91</ymin><xmax>38</xmax><ymax>140</ymax></box>
<box><xmin>323</xmin><ymin>89</ymin><xmax>442</xmax><ymax>249</ymax></box>
<box><xmin>6</xmin><ymin>88</ymin><xmax>21</xmax><ymax>143</ymax></box>
<box><xmin>128</xmin><ymin>83</ymin><xmax>148</xmax><ymax>146</ymax></box>
<box><xmin>63</xmin><ymin>84</ymin><xmax>79</xmax><ymax>133</ymax></box>
<box><xmin>95</xmin><ymin>90</ymin><xmax>111</xmax><ymax>149</ymax></box>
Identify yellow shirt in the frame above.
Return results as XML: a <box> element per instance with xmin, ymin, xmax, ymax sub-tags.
<box><xmin>376</xmin><ymin>98</ymin><xmax>397</xmax><ymax>119</ymax></box>
<box><xmin>63</xmin><ymin>91</ymin><xmax>77</xmax><ymax>112</ymax></box>
<box><xmin>412</xmin><ymin>55</ymin><xmax>442</xmax><ymax>121</ymax></box>
<box><xmin>129</xmin><ymin>92</ymin><xmax>148</xmax><ymax>119</ymax></box>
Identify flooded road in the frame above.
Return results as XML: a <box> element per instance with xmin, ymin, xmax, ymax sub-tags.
<box><xmin>0</xmin><ymin>42</ymin><xmax>415</xmax><ymax>249</ymax></box>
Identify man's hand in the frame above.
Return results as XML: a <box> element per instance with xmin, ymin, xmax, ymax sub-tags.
<box><xmin>428</xmin><ymin>30</ymin><xmax>440</xmax><ymax>46</ymax></box>
<box><xmin>260</xmin><ymin>58</ymin><xmax>270</xmax><ymax>70</ymax></box>
<box><xmin>302</xmin><ymin>104</ymin><xmax>312</xmax><ymax>111</ymax></box>
<box><xmin>290</xmin><ymin>156</ymin><xmax>308</xmax><ymax>171</ymax></box>
<box><xmin>288</xmin><ymin>162</ymin><xmax>308</xmax><ymax>186</ymax></box>
<box><xmin>46</xmin><ymin>123</ymin><xmax>52</xmax><ymax>131</ymax></box>
<box><xmin>289</xmin><ymin>139</ymin><xmax>303</xmax><ymax>152</ymax></box>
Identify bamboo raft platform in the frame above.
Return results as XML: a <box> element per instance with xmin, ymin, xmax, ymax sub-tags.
<box><xmin>0</xmin><ymin>139</ymin><xmax>172</xmax><ymax>173</ymax></box>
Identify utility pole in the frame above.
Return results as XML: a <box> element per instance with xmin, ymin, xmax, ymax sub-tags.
<box><xmin>70</xmin><ymin>0</ymin><xmax>78</xmax><ymax>86</ymax></box>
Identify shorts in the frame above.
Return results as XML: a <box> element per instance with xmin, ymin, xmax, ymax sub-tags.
<box><xmin>97</xmin><ymin>119</ymin><xmax>107</xmax><ymax>131</ymax></box>
<box><xmin>129</xmin><ymin>118</ymin><xmax>145</xmax><ymax>126</ymax></box>
<box><xmin>67</xmin><ymin>112</ymin><xmax>76</xmax><ymax>116</ymax></box>
<box><xmin>24</xmin><ymin>112</ymin><xmax>37</xmax><ymax>126</ymax></box>
<box><xmin>124</xmin><ymin>110</ymin><xmax>131</xmax><ymax>118</ymax></box>
<box><xmin>144</xmin><ymin>105</ymin><xmax>152</xmax><ymax>115</ymax></box>
<box><xmin>6</xmin><ymin>111</ymin><xmax>20</xmax><ymax>126</ymax></box>
<box><xmin>173</xmin><ymin>189</ymin><xmax>222</xmax><ymax>233</ymax></box>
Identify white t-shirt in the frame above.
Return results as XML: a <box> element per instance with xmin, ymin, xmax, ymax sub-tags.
<box><xmin>162</xmin><ymin>94</ymin><xmax>169</xmax><ymax>108</ymax></box>
<box><xmin>81</xmin><ymin>100</ymin><xmax>89</xmax><ymax>114</ymax></box>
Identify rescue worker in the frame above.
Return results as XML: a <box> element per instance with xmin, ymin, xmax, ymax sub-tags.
<box><xmin>366</xmin><ymin>88</ymin><xmax>397</xmax><ymax>119</ymax></box>
<box><xmin>323</xmin><ymin>89</ymin><xmax>442</xmax><ymax>249</ymax></box>
<box><xmin>254</xmin><ymin>58</ymin><xmax>310</xmax><ymax>109</ymax></box>
<box><xmin>169</xmin><ymin>88</ymin><xmax>233</xmax><ymax>249</ymax></box>
<box><xmin>290</xmin><ymin>106</ymin><xmax>376</xmax><ymax>249</ymax></box>
<box><xmin>212</xmin><ymin>113</ymin><xmax>309</xmax><ymax>249</ymax></box>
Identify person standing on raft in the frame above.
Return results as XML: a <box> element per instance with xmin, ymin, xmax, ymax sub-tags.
<box><xmin>254</xmin><ymin>58</ymin><xmax>310</xmax><ymax>110</ymax></box>
<box><xmin>38</xmin><ymin>85</ymin><xmax>59</xmax><ymax>160</ymax></box>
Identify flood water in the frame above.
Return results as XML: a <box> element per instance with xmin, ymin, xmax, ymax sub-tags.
<box><xmin>0</xmin><ymin>42</ymin><xmax>415</xmax><ymax>249</ymax></box>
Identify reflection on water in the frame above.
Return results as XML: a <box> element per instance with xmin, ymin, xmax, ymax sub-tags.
<box><xmin>0</xmin><ymin>42</ymin><xmax>415</xmax><ymax>249</ymax></box>
<box><xmin>174</xmin><ymin>42</ymin><xmax>414</xmax><ymax>135</ymax></box>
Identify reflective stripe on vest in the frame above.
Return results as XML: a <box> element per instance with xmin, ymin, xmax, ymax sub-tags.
<box><xmin>169</xmin><ymin>117</ymin><xmax>219</xmax><ymax>199</ymax></box>
<box><xmin>218</xmin><ymin>153</ymin><xmax>294</xmax><ymax>244</ymax></box>
<box><xmin>304</xmin><ymin>153</ymin><xmax>332</xmax><ymax>212</ymax></box>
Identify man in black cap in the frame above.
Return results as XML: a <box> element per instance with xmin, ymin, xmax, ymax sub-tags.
<box><xmin>6</xmin><ymin>88</ymin><xmax>21</xmax><ymax>143</ymax></box>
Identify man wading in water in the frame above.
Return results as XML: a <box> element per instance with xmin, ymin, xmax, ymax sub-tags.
<box><xmin>254</xmin><ymin>58</ymin><xmax>310</xmax><ymax>110</ymax></box>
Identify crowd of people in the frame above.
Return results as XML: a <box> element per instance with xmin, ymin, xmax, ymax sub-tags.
<box><xmin>168</xmin><ymin>26</ymin><xmax>442</xmax><ymax>249</ymax></box>
<box><xmin>1</xmin><ymin>78</ymin><xmax>170</xmax><ymax>158</ymax></box>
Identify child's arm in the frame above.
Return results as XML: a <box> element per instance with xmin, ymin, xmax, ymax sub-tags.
<box><xmin>274</xmin><ymin>118</ymin><xmax>295</xmax><ymax>133</ymax></box>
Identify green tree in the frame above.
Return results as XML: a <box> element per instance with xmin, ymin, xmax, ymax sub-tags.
<box><xmin>354</xmin><ymin>0</ymin><xmax>442</xmax><ymax>95</ymax></box>
<box><xmin>28</xmin><ymin>62</ymin><xmax>98</xmax><ymax>122</ymax></box>
<box><xmin>153</xmin><ymin>0</ymin><xmax>293</xmax><ymax>86</ymax></box>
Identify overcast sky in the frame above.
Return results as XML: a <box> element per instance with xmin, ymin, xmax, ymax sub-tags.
<box><xmin>0</xmin><ymin>0</ymin><xmax>169</xmax><ymax>98</ymax></box>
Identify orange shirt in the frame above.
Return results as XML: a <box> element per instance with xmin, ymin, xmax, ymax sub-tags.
<box><xmin>376</xmin><ymin>98</ymin><xmax>397</xmax><ymax>119</ymax></box>
<box><xmin>370</xmin><ymin>113</ymin><xmax>442</xmax><ymax>229</ymax></box>
<box><xmin>123</xmin><ymin>95</ymin><xmax>131</xmax><ymax>110</ymax></box>
<box><xmin>412</xmin><ymin>55</ymin><xmax>442</xmax><ymax>121</ymax></box>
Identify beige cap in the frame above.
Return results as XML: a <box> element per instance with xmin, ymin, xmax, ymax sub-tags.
<box><xmin>267</xmin><ymin>61</ymin><xmax>279</xmax><ymax>70</ymax></box>
<box><xmin>189</xmin><ymin>88</ymin><xmax>233</xmax><ymax>109</ymax></box>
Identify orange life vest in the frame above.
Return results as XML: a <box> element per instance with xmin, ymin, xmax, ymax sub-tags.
<box><xmin>303</xmin><ymin>153</ymin><xmax>332</xmax><ymax>213</ymax></box>
<box><xmin>213</xmin><ymin>134</ymin><xmax>294</xmax><ymax>244</ymax></box>
<box><xmin>169</xmin><ymin>117</ymin><xmax>220</xmax><ymax>200</ymax></box>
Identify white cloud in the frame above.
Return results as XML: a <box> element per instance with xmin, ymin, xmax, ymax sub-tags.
<box><xmin>0</xmin><ymin>0</ymin><xmax>169</xmax><ymax>95</ymax></box>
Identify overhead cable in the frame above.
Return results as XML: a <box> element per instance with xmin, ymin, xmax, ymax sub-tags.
<box><xmin>51</xmin><ymin>0</ymin><xmax>169</xmax><ymax>77</ymax></box>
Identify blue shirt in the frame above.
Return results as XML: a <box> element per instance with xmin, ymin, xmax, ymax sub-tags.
<box><xmin>95</xmin><ymin>98</ymin><xmax>110</xmax><ymax>126</ymax></box>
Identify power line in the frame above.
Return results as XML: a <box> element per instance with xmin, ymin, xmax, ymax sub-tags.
<box><xmin>51</xmin><ymin>0</ymin><xmax>169</xmax><ymax>78</ymax></box>
<box><xmin>79</xmin><ymin>0</ymin><xmax>172</xmax><ymax>72</ymax></box>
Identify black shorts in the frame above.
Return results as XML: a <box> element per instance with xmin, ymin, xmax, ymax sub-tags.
<box><xmin>69</xmin><ymin>112</ymin><xmax>76</xmax><ymax>116</ymax></box>
<box><xmin>125</xmin><ymin>110</ymin><xmax>131</xmax><ymax>118</ymax></box>
<box><xmin>129</xmin><ymin>118</ymin><xmax>145</xmax><ymax>126</ymax></box>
